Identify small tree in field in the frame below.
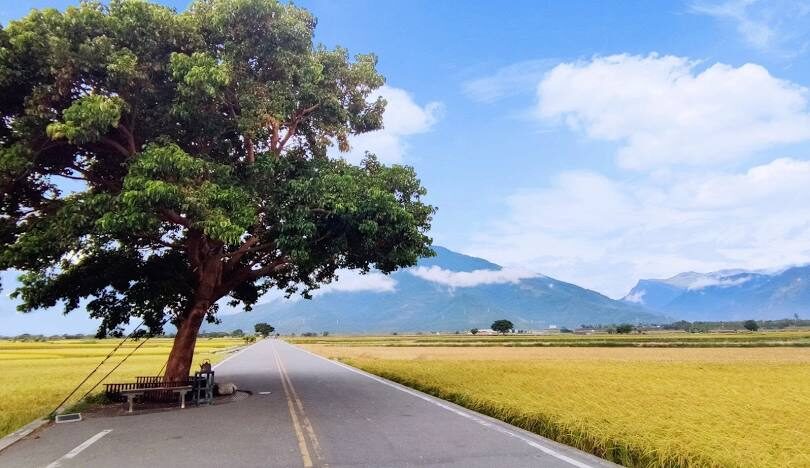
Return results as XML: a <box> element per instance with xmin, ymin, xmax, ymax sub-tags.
<box><xmin>254</xmin><ymin>323</ymin><xmax>274</xmax><ymax>338</ymax></box>
<box><xmin>231</xmin><ymin>329</ymin><xmax>244</xmax><ymax>337</ymax></box>
<box><xmin>470</xmin><ymin>328</ymin><xmax>479</xmax><ymax>335</ymax></box>
<box><xmin>615</xmin><ymin>323</ymin><xmax>634</xmax><ymax>334</ymax></box>
<box><xmin>491</xmin><ymin>320</ymin><xmax>513</xmax><ymax>335</ymax></box>
<box><xmin>743</xmin><ymin>320</ymin><xmax>759</xmax><ymax>332</ymax></box>
<box><xmin>0</xmin><ymin>0</ymin><xmax>434</xmax><ymax>381</ymax></box>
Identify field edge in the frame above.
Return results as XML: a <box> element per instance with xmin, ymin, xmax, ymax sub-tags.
<box><xmin>338</xmin><ymin>357</ymin><xmax>721</xmax><ymax>468</ymax></box>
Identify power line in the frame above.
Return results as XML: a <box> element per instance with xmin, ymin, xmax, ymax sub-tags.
<box><xmin>48</xmin><ymin>321</ymin><xmax>145</xmax><ymax>417</ymax></box>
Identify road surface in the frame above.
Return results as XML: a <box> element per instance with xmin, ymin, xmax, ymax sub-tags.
<box><xmin>0</xmin><ymin>339</ymin><xmax>616</xmax><ymax>467</ymax></box>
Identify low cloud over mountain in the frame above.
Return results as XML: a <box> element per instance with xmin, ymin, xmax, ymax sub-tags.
<box><xmin>213</xmin><ymin>247</ymin><xmax>663</xmax><ymax>334</ymax></box>
<box><xmin>623</xmin><ymin>266</ymin><xmax>810</xmax><ymax>321</ymax></box>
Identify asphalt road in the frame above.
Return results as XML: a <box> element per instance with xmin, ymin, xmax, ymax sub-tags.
<box><xmin>0</xmin><ymin>339</ymin><xmax>616</xmax><ymax>467</ymax></box>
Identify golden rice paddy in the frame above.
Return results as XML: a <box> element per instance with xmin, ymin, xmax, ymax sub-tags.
<box><xmin>301</xmin><ymin>334</ymin><xmax>810</xmax><ymax>468</ymax></box>
<box><xmin>0</xmin><ymin>338</ymin><xmax>243</xmax><ymax>438</ymax></box>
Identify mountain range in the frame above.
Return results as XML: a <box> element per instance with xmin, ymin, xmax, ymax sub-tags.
<box><xmin>210</xmin><ymin>247</ymin><xmax>664</xmax><ymax>334</ymax></box>
<box><xmin>4</xmin><ymin>246</ymin><xmax>808</xmax><ymax>335</ymax></box>
<box><xmin>623</xmin><ymin>266</ymin><xmax>810</xmax><ymax>321</ymax></box>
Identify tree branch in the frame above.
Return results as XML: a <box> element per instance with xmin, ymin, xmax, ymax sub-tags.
<box><xmin>245</xmin><ymin>137</ymin><xmax>255</xmax><ymax>164</ymax></box>
<box><xmin>101</xmin><ymin>137</ymin><xmax>133</xmax><ymax>158</ymax></box>
<box><xmin>159</xmin><ymin>209</ymin><xmax>190</xmax><ymax>227</ymax></box>
<box><xmin>215</xmin><ymin>257</ymin><xmax>289</xmax><ymax>298</ymax></box>
<box><xmin>276</xmin><ymin>103</ymin><xmax>320</xmax><ymax>152</ymax></box>
<box><xmin>117</xmin><ymin>123</ymin><xmax>137</xmax><ymax>155</ymax></box>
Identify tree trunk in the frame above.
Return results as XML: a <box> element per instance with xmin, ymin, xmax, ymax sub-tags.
<box><xmin>163</xmin><ymin>303</ymin><xmax>208</xmax><ymax>382</ymax></box>
<box><xmin>164</xmin><ymin>231</ymin><xmax>224</xmax><ymax>382</ymax></box>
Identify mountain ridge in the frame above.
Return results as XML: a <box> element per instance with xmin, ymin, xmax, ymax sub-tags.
<box><xmin>210</xmin><ymin>246</ymin><xmax>666</xmax><ymax>333</ymax></box>
<box><xmin>623</xmin><ymin>265</ymin><xmax>810</xmax><ymax>321</ymax></box>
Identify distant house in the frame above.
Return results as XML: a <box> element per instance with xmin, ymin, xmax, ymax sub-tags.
<box><xmin>473</xmin><ymin>329</ymin><xmax>498</xmax><ymax>335</ymax></box>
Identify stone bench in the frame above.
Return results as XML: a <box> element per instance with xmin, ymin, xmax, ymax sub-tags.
<box><xmin>119</xmin><ymin>386</ymin><xmax>192</xmax><ymax>413</ymax></box>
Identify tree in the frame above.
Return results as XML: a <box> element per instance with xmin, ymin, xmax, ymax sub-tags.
<box><xmin>0</xmin><ymin>0</ymin><xmax>434</xmax><ymax>381</ymax></box>
<box><xmin>254</xmin><ymin>323</ymin><xmax>274</xmax><ymax>338</ymax></box>
<box><xmin>743</xmin><ymin>320</ymin><xmax>759</xmax><ymax>332</ymax></box>
<box><xmin>491</xmin><ymin>320</ymin><xmax>513</xmax><ymax>335</ymax></box>
<box><xmin>470</xmin><ymin>328</ymin><xmax>479</xmax><ymax>335</ymax></box>
<box><xmin>231</xmin><ymin>329</ymin><xmax>244</xmax><ymax>337</ymax></box>
<box><xmin>615</xmin><ymin>323</ymin><xmax>634</xmax><ymax>334</ymax></box>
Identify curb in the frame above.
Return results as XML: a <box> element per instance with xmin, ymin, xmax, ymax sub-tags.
<box><xmin>0</xmin><ymin>418</ymin><xmax>48</xmax><ymax>454</ymax></box>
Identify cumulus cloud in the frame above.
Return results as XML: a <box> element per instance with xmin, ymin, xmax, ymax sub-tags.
<box><xmin>409</xmin><ymin>265</ymin><xmax>538</xmax><ymax>288</ymax></box>
<box><xmin>537</xmin><ymin>54</ymin><xmax>810</xmax><ymax>170</ymax></box>
<box><xmin>690</xmin><ymin>0</ymin><xmax>810</xmax><ymax>55</ymax></box>
<box><xmin>335</xmin><ymin>85</ymin><xmax>442</xmax><ymax>164</ymax></box>
<box><xmin>469</xmin><ymin>158</ymin><xmax>810</xmax><ymax>297</ymax></box>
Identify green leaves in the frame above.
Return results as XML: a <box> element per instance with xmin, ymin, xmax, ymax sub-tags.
<box><xmin>115</xmin><ymin>143</ymin><xmax>256</xmax><ymax>245</ymax></box>
<box><xmin>1</xmin><ymin>0</ymin><xmax>433</xmax><ymax>340</ymax></box>
<box><xmin>46</xmin><ymin>95</ymin><xmax>126</xmax><ymax>144</ymax></box>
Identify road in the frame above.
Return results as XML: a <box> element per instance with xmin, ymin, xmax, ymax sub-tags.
<box><xmin>0</xmin><ymin>339</ymin><xmax>616</xmax><ymax>467</ymax></box>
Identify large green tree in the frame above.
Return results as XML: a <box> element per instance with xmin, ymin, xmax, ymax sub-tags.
<box><xmin>0</xmin><ymin>0</ymin><xmax>433</xmax><ymax>380</ymax></box>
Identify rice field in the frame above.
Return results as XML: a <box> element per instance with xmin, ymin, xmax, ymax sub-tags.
<box><xmin>0</xmin><ymin>338</ymin><xmax>243</xmax><ymax>438</ymax></box>
<box><xmin>300</xmin><ymin>334</ymin><xmax>810</xmax><ymax>468</ymax></box>
<box><xmin>293</xmin><ymin>329</ymin><xmax>810</xmax><ymax>347</ymax></box>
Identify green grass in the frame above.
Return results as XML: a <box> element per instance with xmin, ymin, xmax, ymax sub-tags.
<box><xmin>0</xmin><ymin>338</ymin><xmax>243</xmax><ymax>438</ymax></box>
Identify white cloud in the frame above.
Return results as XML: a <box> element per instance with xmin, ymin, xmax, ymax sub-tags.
<box><xmin>469</xmin><ymin>158</ymin><xmax>810</xmax><ymax>298</ymax></box>
<box><xmin>624</xmin><ymin>290</ymin><xmax>646</xmax><ymax>304</ymax></box>
<box><xmin>245</xmin><ymin>269</ymin><xmax>397</xmax><ymax>310</ymax></box>
<box><xmin>315</xmin><ymin>270</ymin><xmax>397</xmax><ymax>294</ymax></box>
<box><xmin>462</xmin><ymin>59</ymin><xmax>556</xmax><ymax>103</ymax></box>
<box><xmin>335</xmin><ymin>85</ymin><xmax>442</xmax><ymax>164</ymax></box>
<box><xmin>409</xmin><ymin>265</ymin><xmax>538</xmax><ymax>288</ymax></box>
<box><xmin>537</xmin><ymin>54</ymin><xmax>810</xmax><ymax>170</ymax></box>
<box><xmin>687</xmin><ymin>275</ymin><xmax>753</xmax><ymax>290</ymax></box>
<box><xmin>691</xmin><ymin>0</ymin><xmax>810</xmax><ymax>55</ymax></box>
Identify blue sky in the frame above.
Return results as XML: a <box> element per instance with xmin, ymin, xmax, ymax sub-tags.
<box><xmin>5</xmin><ymin>0</ymin><xmax>810</xmax><ymax>333</ymax></box>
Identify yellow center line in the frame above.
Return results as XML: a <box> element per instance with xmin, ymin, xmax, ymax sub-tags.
<box><xmin>273</xmin><ymin>343</ymin><xmax>328</xmax><ymax>467</ymax></box>
<box><xmin>275</xmin><ymin>348</ymin><xmax>325</xmax><ymax>464</ymax></box>
<box><xmin>273</xmin><ymin>345</ymin><xmax>314</xmax><ymax>468</ymax></box>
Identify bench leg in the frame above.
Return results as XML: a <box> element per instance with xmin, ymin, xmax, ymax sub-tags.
<box><xmin>127</xmin><ymin>395</ymin><xmax>135</xmax><ymax>413</ymax></box>
<box><xmin>180</xmin><ymin>392</ymin><xmax>186</xmax><ymax>409</ymax></box>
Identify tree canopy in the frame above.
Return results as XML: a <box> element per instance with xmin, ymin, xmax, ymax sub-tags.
<box><xmin>0</xmin><ymin>0</ymin><xmax>434</xmax><ymax>379</ymax></box>
<box><xmin>491</xmin><ymin>320</ymin><xmax>513</xmax><ymax>334</ymax></box>
<box><xmin>254</xmin><ymin>323</ymin><xmax>274</xmax><ymax>337</ymax></box>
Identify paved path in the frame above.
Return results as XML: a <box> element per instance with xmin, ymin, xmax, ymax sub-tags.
<box><xmin>0</xmin><ymin>340</ymin><xmax>616</xmax><ymax>467</ymax></box>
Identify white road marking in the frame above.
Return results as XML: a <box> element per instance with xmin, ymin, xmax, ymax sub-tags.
<box><xmin>289</xmin><ymin>343</ymin><xmax>601</xmax><ymax>468</ymax></box>
<box><xmin>45</xmin><ymin>429</ymin><xmax>112</xmax><ymax>468</ymax></box>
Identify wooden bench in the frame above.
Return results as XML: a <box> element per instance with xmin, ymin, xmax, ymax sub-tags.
<box><xmin>119</xmin><ymin>386</ymin><xmax>192</xmax><ymax>413</ymax></box>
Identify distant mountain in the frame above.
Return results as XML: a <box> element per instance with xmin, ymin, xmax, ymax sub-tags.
<box><xmin>211</xmin><ymin>246</ymin><xmax>665</xmax><ymax>334</ymax></box>
<box><xmin>623</xmin><ymin>266</ymin><xmax>810</xmax><ymax>321</ymax></box>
